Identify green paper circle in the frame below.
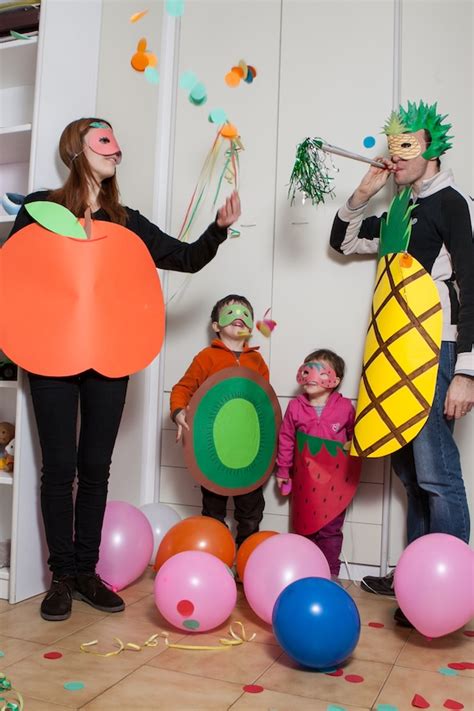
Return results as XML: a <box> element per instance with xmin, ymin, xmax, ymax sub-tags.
<box><xmin>64</xmin><ymin>681</ymin><xmax>85</xmax><ymax>691</ymax></box>
<box><xmin>183</xmin><ymin>619</ymin><xmax>200</xmax><ymax>630</ymax></box>
<box><xmin>213</xmin><ymin>398</ymin><xmax>260</xmax><ymax>468</ymax></box>
<box><xmin>185</xmin><ymin>367</ymin><xmax>281</xmax><ymax>495</ymax></box>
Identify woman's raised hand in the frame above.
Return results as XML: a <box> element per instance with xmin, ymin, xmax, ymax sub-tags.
<box><xmin>216</xmin><ymin>190</ymin><xmax>241</xmax><ymax>228</ymax></box>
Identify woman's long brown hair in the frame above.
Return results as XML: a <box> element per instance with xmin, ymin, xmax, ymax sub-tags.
<box><xmin>48</xmin><ymin>117</ymin><xmax>128</xmax><ymax>225</ymax></box>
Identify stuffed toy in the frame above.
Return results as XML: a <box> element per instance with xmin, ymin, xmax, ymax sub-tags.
<box><xmin>4</xmin><ymin>438</ymin><xmax>14</xmax><ymax>473</ymax></box>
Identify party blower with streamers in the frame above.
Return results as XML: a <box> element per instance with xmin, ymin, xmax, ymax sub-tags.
<box><xmin>288</xmin><ymin>138</ymin><xmax>385</xmax><ymax>205</ymax></box>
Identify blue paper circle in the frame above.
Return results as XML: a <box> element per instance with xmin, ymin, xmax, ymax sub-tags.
<box><xmin>363</xmin><ymin>135</ymin><xmax>376</xmax><ymax>148</ymax></box>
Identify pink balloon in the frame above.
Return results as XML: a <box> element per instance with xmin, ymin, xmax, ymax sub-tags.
<box><xmin>154</xmin><ymin>551</ymin><xmax>237</xmax><ymax>632</ymax></box>
<box><xmin>97</xmin><ymin>500</ymin><xmax>153</xmax><ymax>591</ymax></box>
<box><xmin>394</xmin><ymin>533</ymin><xmax>474</xmax><ymax>638</ymax></box>
<box><xmin>243</xmin><ymin>533</ymin><xmax>331</xmax><ymax>623</ymax></box>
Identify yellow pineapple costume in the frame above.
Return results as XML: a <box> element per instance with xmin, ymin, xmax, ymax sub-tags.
<box><xmin>351</xmin><ymin>188</ymin><xmax>443</xmax><ymax>457</ymax></box>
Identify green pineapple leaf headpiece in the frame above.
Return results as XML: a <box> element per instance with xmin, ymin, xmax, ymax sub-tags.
<box><xmin>383</xmin><ymin>111</ymin><xmax>408</xmax><ymax>136</ymax></box>
<box><xmin>383</xmin><ymin>101</ymin><xmax>453</xmax><ymax>160</ymax></box>
<box><xmin>378</xmin><ymin>187</ymin><xmax>417</xmax><ymax>259</ymax></box>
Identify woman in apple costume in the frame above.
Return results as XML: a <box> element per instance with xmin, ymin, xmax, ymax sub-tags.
<box><xmin>2</xmin><ymin>118</ymin><xmax>240</xmax><ymax>621</ymax></box>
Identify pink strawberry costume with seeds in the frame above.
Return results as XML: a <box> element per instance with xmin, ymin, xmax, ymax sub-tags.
<box><xmin>276</xmin><ymin>390</ymin><xmax>361</xmax><ymax>575</ymax></box>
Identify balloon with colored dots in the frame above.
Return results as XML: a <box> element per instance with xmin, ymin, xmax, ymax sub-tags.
<box><xmin>256</xmin><ymin>308</ymin><xmax>277</xmax><ymax>337</ymax></box>
<box><xmin>225</xmin><ymin>59</ymin><xmax>257</xmax><ymax>87</ymax></box>
<box><xmin>154</xmin><ymin>550</ymin><xmax>237</xmax><ymax>632</ymax></box>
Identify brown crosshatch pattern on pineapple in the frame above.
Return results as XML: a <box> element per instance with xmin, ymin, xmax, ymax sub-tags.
<box><xmin>353</xmin><ymin>254</ymin><xmax>442</xmax><ymax>457</ymax></box>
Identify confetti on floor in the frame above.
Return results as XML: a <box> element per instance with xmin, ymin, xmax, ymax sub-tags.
<box><xmin>43</xmin><ymin>651</ymin><xmax>63</xmax><ymax>660</ymax></box>
<box><xmin>344</xmin><ymin>674</ymin><xmax>364</xmax><ymax>683</ymax></box>
<box><xmin>463</xmin><ymin>631</ymin><xmax>474</xmax><ymax>637</ymax></box>
<box><xmin>64</xmin><ymin>681</ymin><xmax>85</xmax><ymax>691</ymax></box>
<box><xmin>439</xmin><ymin>667</ymin><xmax>459</xmax><ymax>676</ymax></box>
<box><xmin>242</xmin><ymin>684</ymin><xmax>264</xmax><ymax>693</ymax></box>
<box><xmin>368</xmin><ymin>621</ymin><xmax>385</xmax><ymax>628</ymax></box>
<box><xmin>325</xmin><ymin>668</ymin><xmax>344</xmax><ymax>677</ymax></box>
<box><xmin>443</xmin><ymin>700</ymin><xmax>464</xmax><ymax>710</ymax></box>
<box><xmin>447</xmin><ymin>662</ymin><xmax>474</xmax><ymax>670</ymax></box>
<box><xmin>412</xmin><ymin>693</ymin><xmax>430</xmax><ymax>708</ymax></box>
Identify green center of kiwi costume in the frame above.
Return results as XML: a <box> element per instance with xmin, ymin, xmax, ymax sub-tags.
<box><xmin>183</xmin><ymin>367</ymin><xmax>282</xmax><ymax>495</ymax></box>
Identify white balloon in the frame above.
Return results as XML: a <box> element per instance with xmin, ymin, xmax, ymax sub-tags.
<box><xmin>139</xmin><ymin>503</ymin><xmax>182</xmax><ymax>564</ymax></box>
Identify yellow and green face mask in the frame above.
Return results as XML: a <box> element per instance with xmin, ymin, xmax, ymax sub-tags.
<box><xmin>218</xmin><ymin>303</ymin><xmax>254</xmax><ymax>330</ymax></box>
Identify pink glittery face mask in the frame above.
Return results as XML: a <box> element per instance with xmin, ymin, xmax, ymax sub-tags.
<box><xmin>86</xmin><ymin>125</ymin><xmax>122</xmax><ymax>163</ymax></box>
<box><xmin>296</xmin><ymin>361</ymin><xmax>338</xmax><ymax>389</ymax></box>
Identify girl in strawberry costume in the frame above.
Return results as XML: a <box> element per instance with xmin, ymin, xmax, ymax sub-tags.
<box><xmin>276</xmin><ymin>349</ymin><xmax>360</xmax><ymax>576</ymax></box>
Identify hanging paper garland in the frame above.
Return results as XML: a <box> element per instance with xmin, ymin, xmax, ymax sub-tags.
<box><xmin>225</xmin><ymin>60</ymin><xmax>257</xmax><ymax>87</ymax></box>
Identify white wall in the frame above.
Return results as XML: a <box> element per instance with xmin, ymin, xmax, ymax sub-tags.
<box><xmin>96</xmin><ymin>0</ymin><xmax>473</xmax><ymax>572</ymax></box>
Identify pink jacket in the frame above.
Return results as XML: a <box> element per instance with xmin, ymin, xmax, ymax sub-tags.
<box><xmin>276</xmin><ymin>392</ymin><xmax>355</xmax><ymax>479</ymax></box>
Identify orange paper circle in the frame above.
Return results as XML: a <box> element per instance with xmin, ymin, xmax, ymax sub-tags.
<box><xmin>131</xmin><ymin>52</ymin><xmax>149</xmax><ymax>71</ymax></box>
<box><xmin>236</xmin><ymin>531</ymin><xmax>279</xmax><ymax>580</ymax></box>
<box><xmin>220</xmin><ymin>123</ymin><xmax>238</xmax><ymax>139</ymax></box>
<box><xmin>0</xmin><ymin>221</ymin><xmax>165</xmax><ymax>377</ymax></box>
<box><xmin>225</xmin><ymin>71</ymin><xmax>241</xmax><ymax>87</ymax></box>
<box><xmin>146</xmin><ymin>52</ymin><xmax>158</xmax><ymax>68</ymax></box>
<box><xmin>154</xmin><ymin>516</ymin><xmax>236</xmax><ymax>572</ymax></box>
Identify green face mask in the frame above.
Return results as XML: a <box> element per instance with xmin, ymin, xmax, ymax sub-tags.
<box><xmin>218</xmin><ymin>304</ymin><xmax>254</xmax><ymax>330</ymax></box>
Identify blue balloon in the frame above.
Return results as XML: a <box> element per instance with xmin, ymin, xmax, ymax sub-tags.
<box><xmin>272</xmin><ymin>577</ymin><xmax>360</xmax><ymax>669</ymax></box>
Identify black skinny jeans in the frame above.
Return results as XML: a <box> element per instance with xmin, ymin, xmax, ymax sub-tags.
<box><xmin>29</xmin><ymin>370</ymin><xmax>128</xmax><ymax>577</ymax></box>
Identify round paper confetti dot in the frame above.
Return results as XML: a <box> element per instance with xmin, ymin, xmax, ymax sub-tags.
<box><xmin>443</xmin><ymin>701</ymin><xmax>464</xmax><ymax>710</ymax></box>
<box><xmin>242</xmin><ymin>684</ymin><xmax>264</xmax><ymax>693</ymax></box>
<box><xmin>439</xmin><ymin>667</ymin><xmax>459</xmax><ymax>676</ymax></box>
<box><xmin>325</xmin><ymin>668</ymin><xmax>344</xmax><ymax>677</ymax></box>
<box><xmin>189</xmin><ymin>94</ymin><xmax>207</xmax><ymax>107</ymax></box>
<box><xmin>179</xmin><ymin>71</ymin><xmax>197</xmax><ymax>89</ymax></box>
<box><xmin>411</xmin><ymin>693</ymin><xmax>430</xmax><ymax>708</ymax></box>
<box><xmin>0</xmin><ymin>651</ymin><xmax>4</xmax><ymax>657</ymax></box>
<box><xmin>463</xmin><ymin>630</ymin><xmax>474</xmax><ymax>637</ymax></box>
<box><xmin>368</xmin><ymin>622</ymin><xmax>385</xmax><ymax>628</ymax></box>
<box><xmin>43</xmin><ymin>651</ymin><xmax>63</xmax><ymax>660</ymax></box>
<box><xmin>166</xmin><ymin>0</ymin><xmax>185</xmax><ymax>17</ymax></box>
<box><xmin>183</xmin><ymin>618</ymin><xmax>200</xmax><ymax>630</ymax></box>
<box><xmin>144</xmin><ymin>67</ymin><xmax>159</xmax><ymax>85</ymax></box>
<box><xmin>376</xmin><ymin>705</ymin><xmax>399</xmax><ymax>711</ymax></box>
<box><xmin>64</xmin><ymin>681</ymin><xmax>85</xmax><ymax>691</ymax></box>
<box><xmin>189</xmin><ymin>82</ymin><xmax>207</xmax><ymax>102</ymax></box>
<box><xmin>208</xmin><ymin>108</ymin><xmax>228</xmax><ymax>124</ymax></box>
<box><xmin>225</xmin><ymin>70</ymin><xmax>241</xmax><ymax>88</ymax></box>
<box><xmin>363</xmin><ymin>136</ymin><xmax>376</xmax><ymax>148</ymax></box>
<box><xmin>177</xmin><ymin>599</ymin><xmax>195</xmax><ymax>616</ymax></box>
<box><xmin>327</xmin><ymin>706</ymin><xmax>347</xmax><ymax>711</ymax></box>
<box><xmin>448</xmin><ymin>662</ymin><xmax>474</xmax><ymax>670</ymax></box>
<box><xmin>345</xmin><ymin>674</ymin><xmax>364</xmax><ymax>683</ymax></box>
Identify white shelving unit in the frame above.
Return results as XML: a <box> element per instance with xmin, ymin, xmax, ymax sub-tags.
<box><xmin>0</xmin><ymin>0</ymin><xmax>103</xmax><ymax>603</ymax></box>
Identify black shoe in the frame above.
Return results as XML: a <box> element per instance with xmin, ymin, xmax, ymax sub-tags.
<box><xmin>40</xmin><ymin>575</ymin><xmax>75</xmax><ymax>621</ymax></box>
<box><xmin>360</xmin><ymin>569</ymin><xmax>395</xmax><ymax>596</ymax></box>
<box><xmin>394</xmin><ymin>606</ymin><xmax>414</xmax><ymax>628</ymax></box>
<box><xmin>73</xmin><ymin>572</ymin><xmax>125</xmax><ymax>612</ymax></box>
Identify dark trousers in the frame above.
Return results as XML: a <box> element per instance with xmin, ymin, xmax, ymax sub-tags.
<box><xmin>306</xmin><ymin>509</ymin><xmax>346</xmax><ymax>576</ymax></box>
<box><xmin>201</xmin><ymin>486</ymin><xmax>265</xmax><ymax>547</ymax></box>
<box><xmin>29</xmin><ymin>371</ymin><xmax>128</xmax><ymax>577</ymax></box>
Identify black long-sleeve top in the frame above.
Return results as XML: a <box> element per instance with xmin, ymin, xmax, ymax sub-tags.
<box><xmin>8</xmin><ymin>190</ymin><xmax>228</xmax><ymax>273</ymax></box>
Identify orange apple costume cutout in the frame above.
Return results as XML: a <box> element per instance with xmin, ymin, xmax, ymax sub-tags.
<box><xmin>0</xmin><ymin>202</ymin><xmax>165</xmax><ymax>377</ymax></box>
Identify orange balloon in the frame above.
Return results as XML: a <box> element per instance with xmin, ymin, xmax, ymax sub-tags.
<box><xmin>154</xmin><ymin>516</ymin><xmax>236</xmax><ymax>571</ymax></box>
<box><xmin>236</xmin><ymin>531</ymin><xmax>279</xmax><ymax>581</ymax></box>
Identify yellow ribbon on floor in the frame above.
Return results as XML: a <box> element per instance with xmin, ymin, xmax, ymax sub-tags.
<box><xmin>79</xmin><ymin>623</ymin><xmax>255</xmax><ymax>656</ymax></box>
<box><xmin>164</xmin><ymin>622</ymin><xmax>256</xmax><ymax>651</ymax></box>
<box><xmin>80</xmin><ymin>633</ymin><xmax>164</xmax><ymax>657</ymax></box>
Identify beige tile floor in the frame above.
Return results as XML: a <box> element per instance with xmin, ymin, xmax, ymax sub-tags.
<box><xmin>0</xmin><ymin>570</ymin><xmax>472</xmax><ymax>710</ymax></box>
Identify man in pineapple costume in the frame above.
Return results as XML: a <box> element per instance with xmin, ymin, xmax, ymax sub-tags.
<box><xmin>330</xmin><ymin>101</ymin><xmax>473</xmax><ymax>624</ymax></box>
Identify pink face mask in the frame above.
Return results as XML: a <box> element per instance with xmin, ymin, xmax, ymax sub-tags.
<box><xmin>296</xmin><ymin>361</ymin><xmax>338</xmax><ymax>389</ymax></box>
<box><xmin>86</xmin><ymin>125</ymin><xmax>122</xmax><ymax>163</ymax></box>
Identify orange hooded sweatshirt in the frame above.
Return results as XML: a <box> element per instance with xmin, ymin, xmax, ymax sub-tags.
<box><xmin>170</xmin><ymin>338</ymin><xmax>269</xmax><ymax>419</ymax></box>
